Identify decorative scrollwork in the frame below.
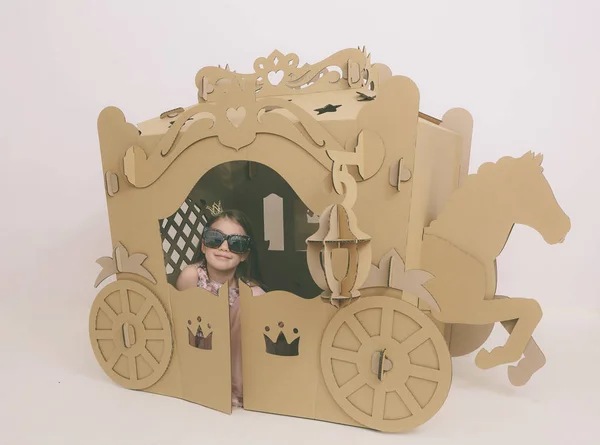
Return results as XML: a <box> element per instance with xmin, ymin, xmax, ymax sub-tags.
<box><xmin>196</xmin><ymin>47</ymin><xmax>371</xmax><ymax>102</ymax></box>
<box><xmin>123</xmin><ymin>95</ymin><xmax>346</xmax><ymax>188</ymax></box>
<box><xmin>122</xmin><ymin>48</ymin><xmax>374</xmax><ymax>189</ymax></box>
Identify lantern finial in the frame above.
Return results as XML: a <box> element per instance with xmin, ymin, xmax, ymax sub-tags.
<box><xmin>306</xmin><ymin>144</ymin><xmax>372</xmax><ymax>307</ymax></box>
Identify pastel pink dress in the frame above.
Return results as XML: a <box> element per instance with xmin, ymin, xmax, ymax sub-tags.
<box><xmin>195</xmin><ymin>261</ymin><xmax>265</xmax><ymax>407</ymax></box>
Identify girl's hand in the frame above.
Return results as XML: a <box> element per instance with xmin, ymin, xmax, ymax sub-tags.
<box><xmin>176</xmin><ymin>265</ymin><xmax>198</xmax><ymax>291</ymax></box>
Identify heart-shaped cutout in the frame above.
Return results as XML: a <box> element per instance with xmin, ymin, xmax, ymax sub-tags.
<box><xmin>268</xmin><ymin>70</ymin><xmax>284</xmax><ymax>86</ymax></box>
<box><xmin>226</xmin><ymin>107</ymin><xmax>246</xmax><ymax>128</ymax></box>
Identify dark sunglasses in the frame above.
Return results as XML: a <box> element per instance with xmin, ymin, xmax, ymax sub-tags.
<box><xmin>202</xmin><ymin>227</ymin><xmax>252</xmax><ymax>254</ymax></box>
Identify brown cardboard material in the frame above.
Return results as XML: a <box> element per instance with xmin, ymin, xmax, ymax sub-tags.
<box><xmin>349</xmin><ymin>129</ymin><xmax>385</xmax><ymax>181</ymax></box>
<box><xmin>421</xmin><ymin>152</ymin><xmax>570</xmax><ymax>377</ymax></box>
<box><xmin>105</xmin><ymin>171</ymin><xmax>119</xmax><ymax>196</ymax></box>
<box><xmin>89</xmin><ymin>48</ymin><xmax>570</xmax><ymax>432</ymax></box>
<box><xmin>170</xmin><ymin>282</ymin><xmax>233</xmax><ymax>414</ymax></box>
<box><xmin>388</xmin><ymin>158</ymin><xmax>413</xmax><ymax>190</ymax></box>
<box><xmin>240</xmin><ymin>288</ymin><xmax>341</xmax><ymax>422</ymax></box>
<box><xmin>94</xmin><ymin>242</ymin><xmax>156</xmax><ymax>288</ymax></box>
<box><xmin>89</xmin><ymin>280</ymin><xmax>173</xmax><ymax>390</ymax></box>
<box><xmin>361</xmin><ymin>249</ymin><xmax>439</xmax><ymax>312</ymax></box>
<box><xmin>305</xmin><ymin>143</ymin><xmax>372</xmax><ymax>307</ymax></box>
<box><xmin>495</xmin><ymin>295</ymin><xmax>547</xmax><ymax>386</ymax></box>
<box><xmin>402</xmin><ymin>116</ymin><xmax>463</xmax><ymax>309</ymax></box>
<box><xmin>433</xmin><ymin>107</ymin><xmax>492</xmax><ymax>354</ymax></box>
<box><xmin>320</xmin><ymin>295</ymin><xmax>452</xmax><ymax>432</ymax></box>
<box><xmin>446</xmin><ymin>323</ymin><xmax>495</xmax><ymax>358</ymax></box>
<box><xmin>439</xmin><ymin>108</ymin><xmax>473</xmax><ymax>187</ymax></box>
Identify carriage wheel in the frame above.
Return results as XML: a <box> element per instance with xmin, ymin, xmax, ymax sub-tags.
<box><xmin>321</xmin><ymin>296</ymin><xmax>452</xmax><ymax>432</ymax></box>
<box><xmin>89</xmin><ymin>280</ymin><xmax>173</xmax><ymax>390</ymax></box>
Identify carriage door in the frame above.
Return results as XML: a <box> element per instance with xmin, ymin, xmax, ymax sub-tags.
<box><xmin>160</xmin><ymin>198</ymin><xmax>233</xmax><ymax>414</ymax></box>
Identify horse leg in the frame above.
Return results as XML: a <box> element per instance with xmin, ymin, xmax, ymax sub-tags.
<box><xmin>467</xmin><ymin>298</ymin><xmax>542</xmax><ymax>369</ymax></box>
<box><xmin>495</xmin><ymin>296</ymin><xmax>546</xmax><ymax>386</ymax></box>
<box><xmin>501</xmin><ymin>318</ymin><xmax>546</xmax><ymax>385</ymax></box>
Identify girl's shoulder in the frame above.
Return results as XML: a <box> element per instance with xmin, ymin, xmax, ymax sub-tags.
<box><xmin>250</xmin><ymin>285</ymin><xmax>266</xmax><ymax>296</ymax></box>
<box><xmin>243</xmin><ymin>279</ymin><xmax>266</xmax><ymax>296</ymax></box>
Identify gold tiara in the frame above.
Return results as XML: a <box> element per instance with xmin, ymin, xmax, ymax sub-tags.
<box><xmin>206</xmin><ymin>200</ymin><xmax>223</xmax><ymax>217</ymax></box>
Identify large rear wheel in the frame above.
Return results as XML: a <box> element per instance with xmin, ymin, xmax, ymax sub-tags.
<box><xmin>320</xmin><ymin>296</ymin><xmax>452</xmax><ymax>432</ymax></box>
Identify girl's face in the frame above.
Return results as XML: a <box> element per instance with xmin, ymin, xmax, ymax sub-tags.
<box><xmin>201</xmin><ymin>217</ymin><xmax>250</xmax><ymax>275</ymax></box>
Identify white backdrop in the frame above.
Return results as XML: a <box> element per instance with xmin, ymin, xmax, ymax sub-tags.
<box><xmin>1</xmin><ymin>1</ymin><xmax>599</xmax><ymax>444</ymax></box>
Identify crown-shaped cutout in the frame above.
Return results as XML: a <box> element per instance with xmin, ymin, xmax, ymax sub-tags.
<box><xmin>187</xmin><ymin>317</ymin><xmax>213</xmax><ymax>350</ymax></box>
<box><xmin>206</xmin><ymin>200</ymin><xmax>223</xmax><ymax>217</ymax></box>
<box><xmin>264</xmin><ymin>323</ymin><xmax>300</xmax><ymax>356</ymax></box>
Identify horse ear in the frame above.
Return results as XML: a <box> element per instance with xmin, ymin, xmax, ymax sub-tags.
<box><xmin>522</xmin><ymin>150</ymin><xmax>535</xmax><ymax>159</ymax></box>
<box><xmin>521</xmin><ymin>151</ymin><xmax>543</xmax><ymax>166</ymax></box>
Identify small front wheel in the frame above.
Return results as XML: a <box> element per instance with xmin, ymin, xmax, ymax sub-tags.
<box><xmin>89</xmin><ymin>280</ymin><xmax>173</xmax><ymax>390</ymax></box>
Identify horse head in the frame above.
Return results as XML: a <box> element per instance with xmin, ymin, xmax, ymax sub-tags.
<box><xmin>495</xmin><ymin>152</ymin><xmax>571</xmax><ymax>244</ymax></box>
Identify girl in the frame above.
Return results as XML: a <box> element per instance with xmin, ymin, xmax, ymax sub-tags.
<box><xmin>176</xmin><ymin>208</ymin><xmax>266</xmax><ymax>408</ymax></box>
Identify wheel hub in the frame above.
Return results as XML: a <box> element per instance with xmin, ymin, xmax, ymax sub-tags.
<box><xmin>122</xmin><ymin>321</ymin><xmax>137</xmax><ymax>348</ymax></box>
<box><xmin>371</xmin><ymin>349</ymin><xmax>393</xmax><ymax>380</ymax></box>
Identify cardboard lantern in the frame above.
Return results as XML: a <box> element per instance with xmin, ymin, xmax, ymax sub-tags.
<box><xmin>89</xmin><ymin>47</ymin><xmax>571</xmax><ymax>433</ymax></box>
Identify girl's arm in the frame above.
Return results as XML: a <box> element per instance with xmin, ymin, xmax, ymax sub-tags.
<box><xmin>176</xmin><ymin>265</ymin><xmax>198</xmax><ymax>291</ymax></box>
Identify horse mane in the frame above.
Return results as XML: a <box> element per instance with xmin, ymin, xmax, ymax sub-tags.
<box><xmin>426</xmin><ymin>151</ymin><xmax>544</xmax><ymax>234</ymax></box>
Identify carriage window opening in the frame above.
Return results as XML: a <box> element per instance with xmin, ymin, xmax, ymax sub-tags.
<box><xmin>159</xmin><ymin>161</ymin><xmax>321</xmax><ymax>299</ymax></box>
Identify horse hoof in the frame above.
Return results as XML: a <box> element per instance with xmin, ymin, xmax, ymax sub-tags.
<box><xmin>475</xmin><ymin>348</ymin><xmax>495</xmax><ymax>369</ymax></box>
<box><xmin>507</xmin><ymin>365</ymin><xmax>530</xmax><ymax>387</ymax></box>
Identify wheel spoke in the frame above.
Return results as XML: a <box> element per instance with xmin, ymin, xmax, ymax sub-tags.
<box><xmin>329</xmin><ymin>347</ymin><xmax>360</xmax><ymax>364</ymax></box>
<box><xmin>409</xmin><ymin>364</ymin><xmax>442</xmax><ymax>382</ymax></box>
<box><xmin>145</xmin><ymin>329</ymin><xmax>169</xmax><ymax>341</ymax></box>
<box><xmin>397</xmin><ymin>328</ymin><xmax>429</xmax><ymax>353</ymax></box>
<box><xmin>142</xmin><ymin>349</ymin><xmax>160</xmax><ymax>370</ymax></box>
<box><xmin>136</xmin><ymin>299</ymin><xmax>153</xmax><ymax>322</ymax></box>
<box><xmin>380</xmin><ymin>307</ymin><xmax>394</xmax><ymax>339</ymax></box>
<box><xmin>120</xmin><ymin>288</ymin><xmax>130</xmax><ymax>315</ymax></box>
<box><xmin>372</xmin><ymin>385</ymin><xmax>386</xmax><ymax>421</ymax></box>
<box><xmin>339</xmin><ymin>374</ymin><xmax>367</xmax><ymax>398</ymax></box>
<box><xmin>92</xmin><ymin>330</ymin><xmax>113</xmax><ymax>340</ymax></box>
<box><xmin>99</xmin><ymin>302</ymin><xmax>117</xmax><ymax>321</ymax></box>
<box><xmin>396</xmin><ymin>383</ymin><xmax>422</xmax><ymax>415</ymax></box>
<box><xmin>129</xmin><ymin>354</ymin><xmax>138</xmax><ymax>382</ymax></box>
<box><xmin>106</xmin><ymin>351</ymin><xmax>122</xmax><ymax>370</ymax></box>
<box><xmin>345</xmin><ymin>315</ymin><xmax>370</xmax><ymax>344</ymax></box>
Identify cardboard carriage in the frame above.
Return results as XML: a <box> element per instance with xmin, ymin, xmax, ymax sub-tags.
<box><xmin>89</xmin><ymin>48</ymin><xmax>571</xmax><ymax>433</ymax></box>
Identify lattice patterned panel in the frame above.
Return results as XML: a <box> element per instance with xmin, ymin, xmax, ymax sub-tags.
<box><xmin>159</xmin><ymin>198</ymin><xmax>206</xmax><ymax>278</ymax></box>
